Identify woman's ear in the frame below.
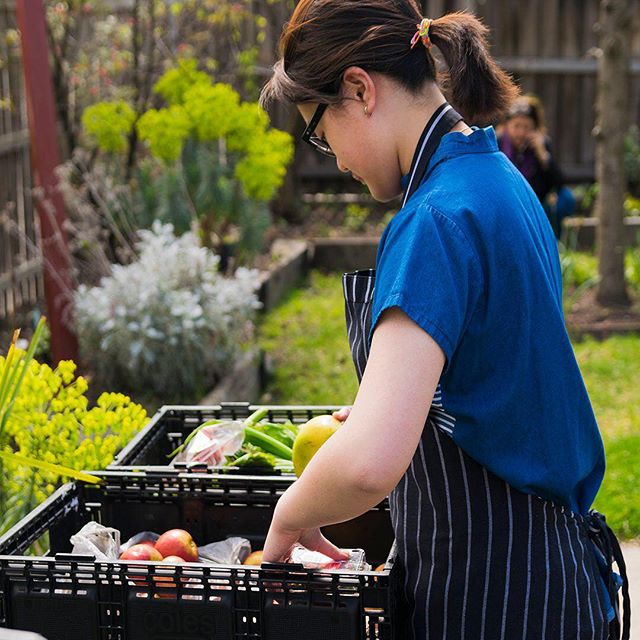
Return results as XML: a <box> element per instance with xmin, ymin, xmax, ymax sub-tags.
<box><xmin>341</xmin><ymin>66</ymin><xmax>377</xmax><ymax>114</ymax></box>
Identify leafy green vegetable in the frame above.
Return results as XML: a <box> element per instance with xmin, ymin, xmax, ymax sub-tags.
<box><xmin>244</xmin><ymin>425</ymin><xmax>292</xmax><ymax>460</ymax></box>
<box><xmin>168</xmin><ymin>411</ymin><xmax>299</xmax><ymax>465</ymax></box>
<box><xmin>248</xmin><ymin>421</ymin><xmax>298</xmax><ymax>449</ymax></box>
<box><xmin>227</xmin><ymin>446</ymin><xmax>277</xmax><ymax>469</ymax></box>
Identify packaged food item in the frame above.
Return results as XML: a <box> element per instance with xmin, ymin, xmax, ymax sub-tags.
<box><xmin>172</xmin><ymin>421</ymin><xmax>245</xmax><ymax>466</ymax></box>
<box><xmin>288</xmin><ymin>545</ymin><xmax>369</xmax><ymax>571</ymax></box>
<box><xmin>168</xmin><ymin>409</ymin><xmax>298</xmax><ymax>471</ymax></box>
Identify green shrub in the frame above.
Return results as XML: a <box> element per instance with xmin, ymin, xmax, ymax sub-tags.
<box><xmin>82</xmin><ymin>59</ymin><xmax>294</xmax><ymax>257</ymax></box>
<box><xmin>81</xmin><ymin>101</ymin><xmax>136</xmax><ymax>154</ymax></box>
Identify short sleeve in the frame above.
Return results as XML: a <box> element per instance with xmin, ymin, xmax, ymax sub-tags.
<box><xmin>370</xmin><ymin>204</ymin><xmax>484</xmax><ymax>363</ymax></box>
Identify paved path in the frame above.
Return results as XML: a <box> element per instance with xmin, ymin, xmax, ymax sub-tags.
<box><xmin>622</xmin><ymin>542</ymin><xmax>639</xmax><ymax>639</ymax></box>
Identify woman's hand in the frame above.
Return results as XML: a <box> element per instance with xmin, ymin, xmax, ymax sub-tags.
<box><xmin>263</xmin><ymin>510</ymin><xmax>349</xmax><ymax>563</ymax></box>
<box><xmin>528</xmin><ymin>130</ymin><xmax>550</xmax><ymax>167</ymax></box>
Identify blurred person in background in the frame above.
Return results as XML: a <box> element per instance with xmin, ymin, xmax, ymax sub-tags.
<box><xmin>498</xmin><ymin>94</ymin><xmax>576</xmax><ymax>239</ymax></box>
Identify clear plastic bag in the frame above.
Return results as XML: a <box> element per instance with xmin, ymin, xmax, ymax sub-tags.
<box><xmin>173</xmin><ymin>420</ymin><xmax>245</xmax><ymax>466</ymax></box>
<box><xmin>120</xmin><ymin>531</ymin><xmax>160</xmax><ymax>553</ymax></box>
<box><xmin>70</xmin><ymin>521</ymin><xmax>121</xmax><ymax>560</ymax></box>
<box><xmin>197</xmin><ymin>537</ymin><xmax>251</xmax><ymax>565</ymax></box>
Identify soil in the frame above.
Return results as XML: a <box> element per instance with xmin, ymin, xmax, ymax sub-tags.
<box><xmin>565</xmin><ymin>287</ymin><xmax>640</xmax><ymax>339</ymax></box>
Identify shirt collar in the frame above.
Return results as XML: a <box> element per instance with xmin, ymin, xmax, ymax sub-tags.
<box><xmin>400</xmin><ymin>126</ymin><xmax>498</xmax><ymax>201</ymax></box>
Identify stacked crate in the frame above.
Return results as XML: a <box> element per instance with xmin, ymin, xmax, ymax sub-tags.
<box><xmin>0</xmin><ymin>406</ymin><xmax>399</xmax><ymax>640</ymax></box>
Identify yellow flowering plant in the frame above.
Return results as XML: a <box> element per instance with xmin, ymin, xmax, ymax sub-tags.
<box><xmin>0</xmin><ymin>322</ymin><xmax>148</xmax><ymax>536</ymax></box>
<box><xmin>82</xmin><ymin>58</ymin><xmax>294</xmax><ymax>258</ymax></box>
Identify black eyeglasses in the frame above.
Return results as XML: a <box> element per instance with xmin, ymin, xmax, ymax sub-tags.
<box><xmin>301</xmin><ymin>103</ymin><xmax>335</xmax><ymax>157</ymax></box>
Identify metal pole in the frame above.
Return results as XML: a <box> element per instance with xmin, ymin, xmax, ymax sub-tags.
<box><xmin>15</xmin><ymin>0</ymin><xmax>78</xmax><ymax>364</ymax></box>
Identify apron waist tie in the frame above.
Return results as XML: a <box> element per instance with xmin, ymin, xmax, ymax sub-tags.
<box><xmin>587</xmin><ymin>510</ymin><xmax>631</xmax><ymax>640</ymax></box>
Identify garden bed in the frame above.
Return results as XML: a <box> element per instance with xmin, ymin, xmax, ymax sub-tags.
<box><xmin>311</xmin><ymin>237</ymin><xmax>380</xmax><ymax>272</ymax></box>
<box><xmin>257</xmin><ymin>239</ymin><xmax>309</xmax><ymax>312</ymax></box>
<box><xmin>566</xmin><ymin>288</ymin><xmax>640</xmax><ymax>340</ymax></box>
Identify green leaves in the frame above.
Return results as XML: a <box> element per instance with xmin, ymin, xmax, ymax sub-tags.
<box><xmin>137</xmin><ymin>59</ymin><xmax>293</xmax><ymax>202</ymax></box>
<box><xmin>184</xmin><ymin>82</ymin><xmax>240</xmax><ymax>141</ymax></box>
<box><xmin>82</xmin><ymin>101</ymin><xmax>136</xmax><ymax>154</ymax></box>
<box><xmin>0</xmin><ymin>451</ymin><xmax>103</xmax><ymax>485</ymax></box>
<box><xmin>153</xmin><ymin>58</ymin><xmax>211</xmax><ymax>106</ymax></box>
<box><xmin>137</xmin><ymin>106</ymin><xmax>192</xmax><ymax>163</ymax></box>
<box><xmin>0</xmin><ymin>317</ymin><xmax>47</xmax><ymax>437</ymax></box>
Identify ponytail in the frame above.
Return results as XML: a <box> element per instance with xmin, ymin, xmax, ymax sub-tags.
<box><xmin>261</xmin><ymin>1</ymin><xmax>518</xmax><ymax>124</ymax></box>
<box><xmin>428</xmin><ymin>12</ymin><xmax>519</xmax><ymax>123</ymax></box>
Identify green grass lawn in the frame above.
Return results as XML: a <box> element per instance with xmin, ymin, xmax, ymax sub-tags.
<box><xmin>259</xmin><ymin>271</ymin><xmax>359</xmax><ymax>405</ymax></box>
<box><xmin>258</xmin><ymin>271</ymin><xmax>640</xmax><ymax>539</ymax></box>
<box><xmin>576</xmin><ymin>336</ymin><xmax>640</xmax><ymax>538</ymax></box>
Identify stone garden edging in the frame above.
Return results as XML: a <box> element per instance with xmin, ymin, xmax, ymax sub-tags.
<box><xmin>310</xmin><ymin>236</ymin><xmax>380</xmax><ymax>272</ymax></box>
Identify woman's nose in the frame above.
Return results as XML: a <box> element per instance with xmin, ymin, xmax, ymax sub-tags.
<box><xmin>336</xmin><ymin>158</ymin><xmax>349</xmax><ymax>174</ymax></box>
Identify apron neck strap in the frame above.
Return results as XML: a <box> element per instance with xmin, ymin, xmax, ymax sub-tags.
<box><xmin>402</xmin><ymin>103</ymin><xmax>463</xmax><ymax>207</ymax></box>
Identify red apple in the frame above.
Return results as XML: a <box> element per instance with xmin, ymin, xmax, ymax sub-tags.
<box><xmin>138</xmin><ymin>539</ymin><xmax>157</xmax><ymax>549</ymax></box>
<box><xmin>162</xmin><ymin>555</ymin><xmax>185</xmax><ymax>564</ymax></box>
<box><xmin>120</xmin><ymin>543</ymin><xmax>163</xmax><ymax>561</ymax></box>
<box><xmin>155</xmin><ymin>529</ymin><xmax>198</xmax><ymax>562</ymax></box>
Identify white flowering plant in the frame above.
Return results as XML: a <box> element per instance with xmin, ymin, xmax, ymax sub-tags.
<box><xmin>74</xmin><ymin>222</ymin><xmax>261</xmax><ymax>402</ymax></box>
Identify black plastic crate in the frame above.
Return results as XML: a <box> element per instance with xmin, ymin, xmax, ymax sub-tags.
<box><xmin>0</xmin><ymin>470</ymin><xmax>398</xmax><ymax>640</ymax></box>
<box><xmin>110</xmin><ymin>403</ymin><xmax>343</xmax><ymax>473</ymax></box>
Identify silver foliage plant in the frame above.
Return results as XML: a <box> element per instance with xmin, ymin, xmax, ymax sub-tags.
<box><xmin>74</xmin><ymin>221</ymin><xmax>261</xmax><ymax>401</ymax></box>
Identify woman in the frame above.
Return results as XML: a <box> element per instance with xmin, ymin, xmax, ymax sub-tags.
<box><xmin>259</xmin><ymin>2</ymin><xmax>629</xmax><ymax>638</ymax></box>
<box><xmin>498</xmin><ymin>95</ymin><xmax>576</xmax><ymax>238</ymax></box>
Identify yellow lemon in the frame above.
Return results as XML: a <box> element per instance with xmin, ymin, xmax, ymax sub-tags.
<box><xmin>292</xmin><ymin>415</ymin><xmax>342</xmax><ymax>477</ymax></box>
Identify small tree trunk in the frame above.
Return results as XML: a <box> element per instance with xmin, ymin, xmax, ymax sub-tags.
<box><xmin>594</xmin><ymin>0</ymin><xmax>632</xmax><ymax>308</ymax></box>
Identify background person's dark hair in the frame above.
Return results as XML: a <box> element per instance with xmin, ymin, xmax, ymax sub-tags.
<box><xmin>260</xmin><ymin>0</ymin><xmax>519</xmax><ymax>124</ymax></box>
<box><xmin>506</xmin><ymin>94</ymin><xmax>547</xmax><ymax>134</ymax></box>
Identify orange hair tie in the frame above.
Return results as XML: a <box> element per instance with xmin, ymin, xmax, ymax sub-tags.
<box><xmin>410</xmin><ymin>18</ymin><xmax>433</xmax><ymax>50</ymax></box>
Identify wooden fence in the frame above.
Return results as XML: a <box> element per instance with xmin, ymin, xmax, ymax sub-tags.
<box><xmin>0</xmin><ymin>0</ymin><xmax>41</xmax><ymax>324</ymax></box>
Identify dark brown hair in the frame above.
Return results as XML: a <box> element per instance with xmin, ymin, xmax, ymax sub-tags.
<box><xmin>260</xmin><ymin>0</ymin><xmax>519</xmax><ymax>123</ymax></box>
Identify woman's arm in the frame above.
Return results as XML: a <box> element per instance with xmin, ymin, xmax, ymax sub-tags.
<box><xmin>263</xmin><ymin>306</ymin><xmax>446</xmax><ymax>562</ymax></box>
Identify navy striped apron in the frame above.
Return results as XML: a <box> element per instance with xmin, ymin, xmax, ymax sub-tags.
<box><xmin>342</xmin><ymin>104</ymin><xmax>629</xmax><ymax>639</ymax></box>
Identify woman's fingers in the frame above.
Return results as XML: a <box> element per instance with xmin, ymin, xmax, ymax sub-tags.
<box><xmin>263</xmin><ymin>520</ymin><xmax>301</xmax><ymax>563</ymax></box>
<box><xmin>300</xmin><ymin>529</ymin><xmax>350</xmax><ymax>561</ymax></box>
